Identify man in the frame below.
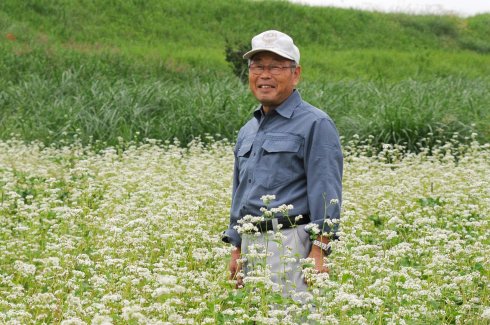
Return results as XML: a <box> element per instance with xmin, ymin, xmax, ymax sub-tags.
<box><xmin>222</xmin><ymin>30</ymin><xmax>343</xmax><ymax>294</ymax></box>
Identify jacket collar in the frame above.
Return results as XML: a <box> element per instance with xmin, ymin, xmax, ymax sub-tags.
<box><xmin>253</xmin><ymin>90</ymin><xmax>301</xmax><ymax>121</ymax></box>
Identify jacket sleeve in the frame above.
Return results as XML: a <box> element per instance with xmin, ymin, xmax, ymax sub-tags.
<box><xmin>304</xmin><ymin>117</ymin><xmax>343</xmax><ymax>237</ymax></box>
<box><xmin>221</xmin><ymin>144</ymin><xmax>242</xmax><ymax>247</ymax></box>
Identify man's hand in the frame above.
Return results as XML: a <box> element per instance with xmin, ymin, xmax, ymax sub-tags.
<box><xmin>229</xmin><ymin>247</ymin><xmax>243</xmax><ymax>288</ymax></box>
<box><xmin>305</xmin><ymin>236</ymin><xmax>329</xmax><ymax>285</ymax></box>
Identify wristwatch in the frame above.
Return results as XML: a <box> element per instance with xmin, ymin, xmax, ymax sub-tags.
<box><xmin>312</xmin><ymin>240</ymin><xmax>331</xmax><ymax>255</ymax></box>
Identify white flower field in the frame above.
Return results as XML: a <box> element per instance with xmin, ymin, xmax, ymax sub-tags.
<box><xmin>0</xmin><ymin>136</ymin><xmax>489</xmax><ymax>324</ymax></box>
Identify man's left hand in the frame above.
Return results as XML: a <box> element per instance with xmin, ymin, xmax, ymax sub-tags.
<box><xmin>305</xmin><ymin>237</ymin><xmax>329</xmax><ymax>285</ymax></box>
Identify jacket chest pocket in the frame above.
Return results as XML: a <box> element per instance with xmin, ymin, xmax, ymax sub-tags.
<box><xmin>237</xmin><ymin>140</ymin><xmax>253</xmax><ymax>179</ymax></box>
<box><xmin>257</xmin><ymin>135</ymin><xmax>303</xmax><ymax>188</ymax></box>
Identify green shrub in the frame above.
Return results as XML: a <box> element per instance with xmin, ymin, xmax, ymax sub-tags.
<box><xmin>224</xmin><ymin>39</ymin><xmax>249</xmax><ymax>84</ymax></box>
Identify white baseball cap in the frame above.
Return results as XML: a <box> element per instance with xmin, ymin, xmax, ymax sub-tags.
<box><xmin>243</xmin><ymin>30</ymin><xmax>300</xmax><ymax>64</ymax></box>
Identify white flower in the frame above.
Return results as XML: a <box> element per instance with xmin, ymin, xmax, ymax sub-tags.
<box><xmin>1</xmin><ymin>134</ymin><xmax>488</xmax><ymax>324</ymax></box>
<box><xmin>101</xmin><ymin>294</ymin><xmax>122</xmax><ymax>303</ymax></box>
<box><xmin>60</xmin><ymin>318</ymin><xmax>86</xmax><ymax>325</ymax></box>
<box><xmin>482</xmin><ymin>308</ymin><xmax>490</xmax><ymax>320</ymax></box>
<box><xmin>270</xmin><ymin>204</ymin><xmax>293</xmax><ymax>214</ymax></box>
<box><xmin>260</xmin><ymin>194</ymin><xmax>276</xmax><ymax>205</ymax></box>
<box><xmin>305</xmin><ymin>223</ymin><xmax>320</xmax><ymax>237</ymax></box>
<box><xmin>14</xmin><ymin>261</ymin><xmax>36</xmax><ymax>276</ymax></box>
<box><xmin>91</xmin><ymin>315</ymin><xmax>113</xmax><ymax>325</ymax></box>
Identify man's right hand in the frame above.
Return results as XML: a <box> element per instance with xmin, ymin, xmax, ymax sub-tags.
<box><xmin>229</xmin><ymin>247</ymin><xmax>243</xmax><ymax>288</ymax></box>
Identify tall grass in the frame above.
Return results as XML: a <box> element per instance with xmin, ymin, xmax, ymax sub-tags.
<box><xmin>1</xmin><ymin>56</ymin><xmax>488</xmax><ymax>150</ymax></box>
<box><xmin>301</xmin><ymin>78</ymin><xmax>490</xmax><ymax>149</ymax></box>
<box><xmin>0</xmin><ymin>65</ymin><xmax>250</xmax><ymax>146</ymax></box>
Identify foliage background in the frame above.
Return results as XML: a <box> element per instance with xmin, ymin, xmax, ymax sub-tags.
<box><xmin>1</xmin><ymin>0</ymin><xmax>489</xmax><ymax>149</ymax></box>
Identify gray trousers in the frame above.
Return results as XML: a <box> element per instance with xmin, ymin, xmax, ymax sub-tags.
<box><xmin>241</xmin><ymin>224</ymin><xmax>312</xmax><ymax>295</ymax></box>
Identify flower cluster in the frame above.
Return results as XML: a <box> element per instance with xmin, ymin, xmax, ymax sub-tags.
<box><xmin>234</xmin><ymin>215</ymin><xmax>264</xmax><ymax>234</ymax></box>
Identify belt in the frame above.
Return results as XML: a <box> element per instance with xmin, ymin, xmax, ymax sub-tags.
<box><xmin>254</xmin><ymin>214</ymin><xmax>310</xmax><ymax>232</ymax></box>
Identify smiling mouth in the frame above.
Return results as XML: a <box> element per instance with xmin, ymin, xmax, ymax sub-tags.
<box><xmin>258</xmin><ymin>85</ymin><xmax>275</xmax><ymax>89</ymax></box>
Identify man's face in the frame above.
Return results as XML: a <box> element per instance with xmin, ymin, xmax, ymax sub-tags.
<box><xmin>248</xmin><ymin>52</ymin><xmax>301</xmax><ymax>111</ymax></box>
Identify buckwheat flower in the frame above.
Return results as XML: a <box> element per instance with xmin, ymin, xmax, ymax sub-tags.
<box><xmin>284</xmin><ymin>257</ymin><xmax>297</xmax><ymax>263</ymax></box>
<box><xmin>469</xmin><ymin>297</ymin><xmax>480</xmax><ymax>304</ymax></box>
<box><xmin>46</xmin><ymin>257</ymin><xmax>60</xmax><ymax>267</ymax></box>
<box><xmin>273</xmin><ymin>231</ymin><xmax>286</xmax><ymax>241</ymax></box>
<box><xmin>155</xmin><ymin>275</ymin><xmax>177</xmax><ymax>286</ymax></box>
<box><xmin>14</xmin><ymin>261</ymin><xmax>36</xmax><ymax>276</ymax></box>
<box><xmin>60</xmin><ymin>318</ymin><xmax>86</xmax><ymax>325</ymax></box>
<box><xmin>305</xmin><ymin>223</ymin><xmax>320</xmax><ymax>239</ymax></box>
<box><xmin>13</xmin><ymin>224</ymin><xmax>29</xmax><ymax>232</ymax></box>
<box><xmin>273</xmin><ymin>204</ymin><xmax>294</xmax><ymax>214</ymax></box>
<box><xmin>101</xmin><ymin>294</ymin><xmax>121</xmax><ymax>303</ymax></box>
<box><xmin>237</xmin><ymin>214</ymin><xmax>264</xmax><ymax>224</ymax></box>
<box><xmin>387</xmin><ymin>216</ymin><xmax>405</xmax><ymax>225</ymax></box>
<box><xmin>260</xmin><ymin>194</ymin><xmax>276</xmax><ymax>205</ymax></box>
<box><xmin>130</xmin><ymin>278</ymin><xmax>140</xmax><ymax>286</ymax></box>
<box><xmin>270</xmin><ymin>207</ymin><xmax>281</xmax><ymax>214</ymax></box>
<box><xmin>482</xmin><ymin>308</ymin><xmax>490</xmax><ymax>320</ymax></box>
<box><xmin>234</xmin><ymin>222</ymin><xmax>259</xmax><ymax>234</ymax></box>
<box><xmin>263</xmin><ymin>210</ymin><xmax>273</xmax><ymax>218</ymax></box>
<box><xmin>324</xmin><ymin>218</ymin><xmax>335</xmax><ymax>228</ymax></box>
<box><xmin>92</xmin><ymin>315</ymin><xmax>113</xmax><ymax>325</ymax></box>
<box><xmin>383</xmin><ymin>230</ymin><xmax>398</xmax><ymax>240</ymax></box>
<box><xmin>121</xmin><ymin>305</ymin><xmax>147</xmax><ymax>323</ymax></box>
<box><xmin>72</xmin><ymin>270</ymin><xmax>85</xmax><ymax>279</ymax></box>
<box><xmin>152</xmin><ymin>287</ymin><xmax>172</xmax><ymax>298</ymax></box>
<box><xmin>76</xmin><ymin>254</ymin><xmax>93</xmax><ymax>267</ymax></box>
<box><xmin>351</xmin><ymin>315</ymin><xmax>368</xmax><ymax>325</ymax></box>
<box><xmin>192</xmin><ymin>248</ymin><xmax>211</xmax><ymax>261</ymax></box>
<box><xmin>292</xmin><ymin>291</ymin><xmax>313</xmax><ymax>303</ymax></box>
<box><xmin>307</xmin><ymin>313</ymin><xmax>323</xmax><ymax>322</ymax></box>
<box><xmin>90</xmin><ymin>275</ymin><xmax>108</xmax><ymax>288</ymax></box>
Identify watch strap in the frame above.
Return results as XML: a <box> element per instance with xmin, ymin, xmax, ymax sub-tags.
<box><xmin>313</xmin><ymin>240</ymin><xmax>331</xmax><ymax>254</ymax></box>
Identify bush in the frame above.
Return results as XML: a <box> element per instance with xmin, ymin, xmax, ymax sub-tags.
<box><xmin>224</xmin><ymin>38</ymin><xmax>250</xmax><ymax>84</ymax></box>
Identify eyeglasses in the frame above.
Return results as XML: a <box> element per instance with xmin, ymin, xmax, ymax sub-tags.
<box><xmin>248</xmin><ymin>63</ymin><xmax>296</xmax><ymax>75</ymax></box>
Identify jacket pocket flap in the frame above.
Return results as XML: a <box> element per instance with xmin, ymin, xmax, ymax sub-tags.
<box><xmin>238</xmin><ymin>141</ymin><xmax>253</xmax><ymax>157</ymax></box>
<box><xmin>262</xmin><ymin>139</ymin><xmax>301</xmax><ymax>153</ymax></box>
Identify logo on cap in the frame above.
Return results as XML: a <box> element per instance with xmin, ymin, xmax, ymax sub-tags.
<box><xmin>262</xmin><ymin>32</ymin><xmax>278</xmax><ymax>48</ymax></box>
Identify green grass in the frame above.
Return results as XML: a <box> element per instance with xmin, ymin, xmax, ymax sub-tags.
<box><xmin>2</xmin><ymin>0</ymin><xmax>490</xmax><ymax>80</ymax></box>
<box><xmin>0</xmin><ymin>40</ymin><xmax>488</xmax><ymax>150</ymax></box>
<box><xmin>1</xmin><ymin>0</ymin><xmax>490</xmax><ymax>149</ymax></box>
<box><xmin>301</xmin><ymin>78</ymin><xmax>490</xmax><ymax>149</ymax></box>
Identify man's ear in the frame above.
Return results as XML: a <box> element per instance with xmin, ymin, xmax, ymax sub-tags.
<box><xmin>293</xmin><ymin>65</ymin><xmax>302</xmax><ymax>86</ymax></box>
